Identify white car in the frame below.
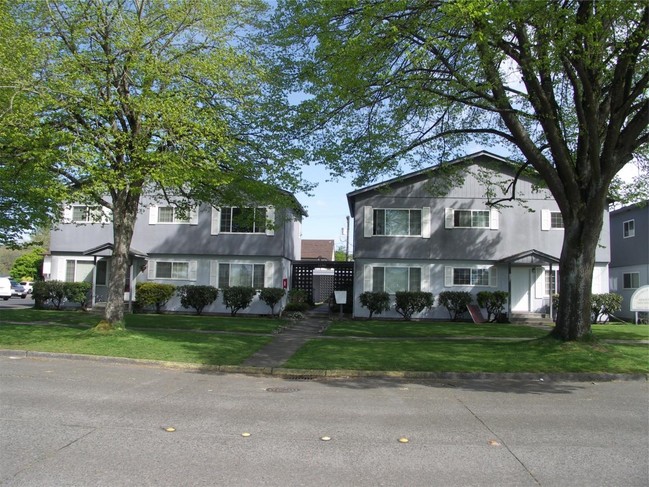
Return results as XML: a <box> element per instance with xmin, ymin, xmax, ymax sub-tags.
<box><xmin>0</xmin><ymin>277</ymin><xmax>12</xmax><ymax>300</ymax></box>
<box><xmin>20</xmin><ymin>281</ymin><xmax>34</xmax><ymax>294</ymax></box>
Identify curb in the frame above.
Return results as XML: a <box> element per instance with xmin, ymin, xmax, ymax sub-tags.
<box><xmin>2</xmin><ymin>349</ymin><xmax>647</xmax><ymax>382</ymax></box>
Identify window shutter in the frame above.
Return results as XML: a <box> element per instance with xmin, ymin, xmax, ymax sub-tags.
<box><xmin>265</xmin><ymin>261</ymin><xmax>274</xmax><ymax>287</ymax></box>
<box><xmin>364</xmin><ymin>265</ymin><xmax>372</xmax><ymax>291</ymax></box>
<box><xmin>210</xmin><ymin>207</ymin><xmax>221</xmax><ymax>235</ymax></box>
<box><xmin>265</xmin><ymin>207</ymin><xmax>275</xmax><ymax>236</ymax></box>
<box><xmin>421</xmin><ymin>265</ymin><xmax>430</xmax><ymax>291</ymax></box>
<box><xmin>445</xmin><ymin>266</ymin><xmax>454</xmax><ymax>287</ymax></box>
<box><xmin>189</xmin><ymin>208</ymin><xmax>198</xmax><ymax>225</ymax></box>
<box><xmin>489</xmin><ymin>266</ymin><xmax>498</xmax><ymax>288</ymax></box>
<box><xmin>535</xmin><ymin>268</ymin><xmax>545</xmax><ymax>298</ymax></box>
<box><xmin>490</xmin><ymin>208</ymin><xmax>499</xmax><ymax>230</ymax></box>
<box><xmin>541</xmin><ymin>209</ymin><xmax>551</xmax><ymax>231</ymax></box>
<box><xmin>364</xmin><ymin>206</ymin><xmax>373</xmax><ymax>237</ymax></box>
<box><xmin>445</xmin><ymin>208</ymin><xmax>454</xmax><ymax>228</ymax></box>
<box><xmin>189</xmin><ymin>261</ymin><xmax>197</xmax><ymax>281</ymax></box>
<box><xmin>148</xmin><ymin>261</ymin><xmax>156</xmax><ymax>280</ymax></box>
<box><xmin>62</xmin><ymin>206</ymin><xmax>73</xmax><ymax>223</ymax></box>
<box><xmin>101</xmin><ymin>207</ymin><xmax>112</xmax><ymax>224</ymax></box>
<box><xmin>209</xmin><ymin>260</ymin><xmax>218</xmax><ymax>286</ymax></box>
<box><xmin>149</xmin><ymin>206</ymin><xmax>158</xmax><ymax>225</ymax></box>
<box><xmin>421</xmin><ymin>207</ymin><xmax>431</xmax><ymax>238</ymax></box>
<box><xmin>591</xmin><ymin>267</ymin><xmax>601</xmax><ymax>293</ymax></box>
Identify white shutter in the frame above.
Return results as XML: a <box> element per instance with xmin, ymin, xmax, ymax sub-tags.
<box><xmin>209</xmin><ymin>260</ymin><xmax>218</xmax><ymax>286</ymax></box>
<box><xmin>591</xmin><ymin>267</ymin><xmax>601</xmax><ymax>293</ymax></box>
<box><xmin>101</xmin><ymin>206</ymin><xmax>112</xmax><ymax>224</ymax></box>
<box><xmin>149</xmin><ymin>206</ymin><xmax>158</xmax><ymax>225</ymax></box>
<box><xmin>62</xmin><ymin>206</ymin><xmax>73</xmax><ymax>223</ymax></box>
<box><xmin>445</xmin><ymin>266</ymin><xmax>454</xmax><ymax>287</ymax></box>
<box><xmin>445</xmin><ymin>208</ymin><xmax>454</xmax><ymax>228</ymax></box>
<box><xmin>148</xmin><ymin>261</ymin><xmax>156</xmax><ymax>279</ymax></box>
<box><xmin>489</xmin><ymin>266</ymin><xmax>498</xmax><ymax>288</ymax></box>
<box><xmin>265</xmin><ymin>261</ymin><xmax>275</xmax><ymax>287</ymax></box>
<box><xmin>490</xmin><ymin>208</ymin><xmax>499</xmax><ymax>230</ymax></box>
<box><xmin>188</xmin><ymin>261</ymin><xmax>197</xmax><ymax>281</ymax></box>
<box><xmin>189</xmin><ymin>207</ymin><xmax>198</xmax><ymax>225</ymax></box>
<box><xmin>210</xmin><ymin>207</ymin><xmax>221</xmax><ymax>235</ymax></box>
<box><xmin>535</xmin><ymin>268</ymin><xmax>546</xmax><ymax>298</ymax></box>
<box><xmin>364</xmin><ymin>264</ymin><xmax>372</xmax><ymax>291</ymax></box>
<box><xmin>421</xmin><ymin>207</ymin><xmax>431</xmax><ymax>238</ymax></box>
<box><xmin>541</xmin><ymin>209</ymin><xmax>551</xmax><ymax>231</ymax></box>
<box><xmin>265</xmin><ymin>207</ymin><xmax>275</xmax><ymax>236</ymax></box>
<box><xmin>364</xmin><ymin>206</ymin><xmax>373</xmax><ymax>237</ymax></box>
<box><xmin>421</xmin><ymin>265</ymin><xmax>430</xmax><ymax>291</ymax></box>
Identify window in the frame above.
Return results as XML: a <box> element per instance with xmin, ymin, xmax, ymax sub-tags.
<box><xmin>623</xmin><ymin>273</ymin><xmax>640</xmax><ymax>289</ymax></box>
<box><xmin>96</xmin><ymin>260</ymin><xmax>108</xmax><ymax>286</ymax></box>
<box><xmin>220</xmin><ymin>207</ymin><xmax>267</xmax><ymax>233</ymax></box>
<box><xmin>445</xmin><ymin>266</ymin><xmax>496</xmax><ymax>287</ymax></box>
<box><xmin>550</xmin><ymin>212</ymin><xmax>564</xmax><ymax>229</ymax></box>
<box><xmin>65</xmin><ymin>260</ymin><xmax>94</xmax><ymax>282</ymax></box>
<box><xmin>453</xmin><ymin>210</ymin><xmax>490</xmax><ymax>228</ymax></box>
<box><xmin>372</xmin><ymin>266</ymin><xmax>421</xmax><ymax>293</ymax></box>
<box><xmin>623</xmin><ymin>220</ymin><xmax>635</xmax><ymax>238</ymax></box>
<box><xmin>157</xmin><ymin>206</ymin><xmax>190</xmax><ymax>224</ymax></box>
<box><xmin>373</xmin><ymin>209</ymin><xmax>421</xmax><ymax>236</ymax></box>
<box><xmin>541</xmin><ymin>209</ymin><xmax>564</xmax><ymax>230</ymax></box>
<box><xmin>71</xmin><ymin>205</ymin><xmax>102</xmax><ymax>223</ymax></box>
<box><xmin>156</xmin><ymin>261</ymin><xmax>190</xmax><ymax>279</ymax></box>
<box><xmin>545</xmin><ymin>270</ymin><xmax>559</xmax><ymax>295</ymax></box>
<box><xmin>218</xmin><ymin>263</ymin><xmax>265</xmax><ymax>288</ymax></box>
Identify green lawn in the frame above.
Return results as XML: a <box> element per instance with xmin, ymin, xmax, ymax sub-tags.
<box><xmin>284</xmin><ymin>338</ymin><xmax>649</xmax><ymax>374</ymax></box>
<box><xmin>0</xmin><ymin>324</ymin><xmax>271</xmax><ymax>365</ymax></box>
<box><xmin>325</xmin><ymin>321</ymin><xmax>549</xmax><ymax>338</ymax></box>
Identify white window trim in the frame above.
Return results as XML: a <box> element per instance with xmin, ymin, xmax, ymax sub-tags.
<box><xmin>63</xmin><ymin>205</ymin><xmax>112</xmax><ymax>224</ymax></box>
<box><xmin>541</xmin><ymin>209</ymin><xmax>564</xmax><ymax>231</ymax></box>
<box><xmin>364</xmin><ymin>264</ymin><xmax>426</xmax><ymax>293</ymax></box>
<box><xmin>445</xmin><ymin>208</ymin><xmax>499</xmax><ymax>230</ymax></box>
<box><xmin>623</xmin><ymin>219</ymin><xmax>635</xmax><ymax>238</ymax></box>
<box><xmin>148</xmin><ymin>260</ymin><xmax>197</xmax><ymax>281</ymax></box>
<box><xmin>210</xmin><ymin>207</ymin><xmax>274</xmax><ymax>236</ymax></box>
<box><xmin>363</xmin><ymin>206</ymin><xmax>431</xmax><ymax>238</ymax></box>
<box><xmin>149</xmin><ymin>205</ymin><xmax>198</xmax><ymax>225</ymax></box>
<box><xmin>444</xmin><ymin>265</ymin><xmax>498</xmax><ymax>287</ymax></box>
<box><xmin>216</xmin><ymin>261</ymin><xmax>270</xmax><ymax>289</ymax></box>
<box><xmin>623</xmin><ymin>272</ymin><xmax>640</xmax><ymax>289</ymax></box>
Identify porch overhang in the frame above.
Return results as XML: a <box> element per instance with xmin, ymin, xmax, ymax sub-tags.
<box><xmin>82</xmin><ymin>243</ymin><xmax>148</xmax><ymax>259</ymax></box>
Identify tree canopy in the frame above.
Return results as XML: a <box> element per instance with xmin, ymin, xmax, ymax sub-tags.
<box><xmin>275</xmin><ymin>0</ymin><xmax>648</xmax><ymax>340</ymax></box>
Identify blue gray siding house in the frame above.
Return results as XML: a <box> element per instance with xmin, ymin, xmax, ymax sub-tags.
<box><xmin>347</xmin><ymin>151</ymin><xmax>611</xmax><ymax>320</ymax></box>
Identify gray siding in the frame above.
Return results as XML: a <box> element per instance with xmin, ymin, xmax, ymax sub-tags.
<box><xmin>610</xmin><ymin>203</ymin><xmax>649</xmax><ymax>268</ymax></box>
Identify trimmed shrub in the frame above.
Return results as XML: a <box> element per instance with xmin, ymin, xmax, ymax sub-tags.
<box><xmin>438</xmin><ymin>291</ymin><xmax>473</xmax><ymax>321</ymax></box>
<box><xmin>259</xmin><ymin>287</ymin><xmax>286</xmax><ymax>317</ymax></box>
<box><xmin>177</xmin><ymin>285</ymin><xmax>218</xmax><ymax>315</ymax></box>
<box><xmin>288</xmin><ymin>289</ymin><xmax>308</xmax><ymax>304</ymax></box>
<box><xmin>222</xmin><ymin>286</ymin><xmax>256</xmax><ymax>316</ymax></box>
<box><xmin>591</xmin><ymin>293</ymin><xmax>623</xmax><ymax>323</ymax></box>
<box><xmin>359</xmin><ymin>291</ymin><xmax>391</xmax><ymax>319</ymax></box>
<box><xmin>284</xmin><ymin>302</ymin><xmax>309</xmax><ymax>312</ymax></box>
<box><xmin>135</xmin><ymin>282</ymin><xmax>176</xmax><ymax>313</ymax></box>
<box><xmin>476</xmin><ymin>291</ymin><xmax>509</xmax><ymax>322</ymax></box>
<box><xmin>32</xmin><ymin>280</ymin><xmax>66</xmax><ymax>310</ymax></box>
<box><xmin>64</xmin><ymin>282</ymin><xmax>92</xmax><ymax>310</ymax></box>
<box><xmin>394</xmin><ymin>291</ymin><xmax>434</xmax><ymax>321</ymax></box>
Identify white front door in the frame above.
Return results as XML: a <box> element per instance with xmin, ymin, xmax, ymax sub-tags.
<box><xmin>511</xmin><ymin>267</ymin><xmax>531</xmax><ymax>312</ymax></box>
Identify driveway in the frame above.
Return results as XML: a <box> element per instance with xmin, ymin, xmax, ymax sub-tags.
<box><xmin>1</xmin><ymin>356</ymin><xmax>647</xmax><ymax>486</ymax></box>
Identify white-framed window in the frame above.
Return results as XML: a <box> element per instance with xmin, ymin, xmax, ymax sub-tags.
<box><xmin>371</xmin><ymin>266</ymin><xmax>421</xmax><ymax>293</ymax></box>
<box><xmin>95</xmin><ymin>260</ymin><xmax>108</xmax><ymax>286</ymax></box>
<box><xmin>623</xmin><ymin>220</ymin><xmax>635</xmax><ymax>238</ymax></box>
<box><xmin>218</xmin><ymin>263</ymin><xmax>265</xmax><ymax>288</ymax></box>
<box><xmin>373</xmin><ymin>209</ymin><xmax>422</xmax><ymax>236</ymax></box>
<box><xmin>545</xmin><ymin>269</ymin><xmax>559</xmax><ymax>295</ymax></box>
<box><xmin>67</xmin><ymin>205</ymin><xmax>111</xmax><ymax>223</ymax></box>
<box><xmin>623</xmin><ymin>272</ymin><xmax>640</xmax><ymax>289</ymax></box>
<box><xmin>220</xmin><ymin>207</ymin><xmax>267</xmax><ymax>233</ymax></box>
<box><xmin>65</xmin><ymin>260</ymin><xmax>94</xmax><ymax>282</ymax></box>
<box><xmin>148</xmin><ymin>260</ymin><xmax>197</xmax><ymax>281</ymax></box>
<box><xmin>541</xmin><ymin>209</ymin><xmax>564</xmax><ymax>230</ymax></box>
<box><xmin>149</xmin><ymin>205</ymin><xmax>197</xmax><ymax>225</ymax></box>
<box><xmin>445</xmin><ymin>266</ymin><xmax>497</xmax><ymax>287</ymax></box>
<box><xmin>445</xmin><ymin>208</ymin><xmax>499</xmax><ymax>229</ymax></box>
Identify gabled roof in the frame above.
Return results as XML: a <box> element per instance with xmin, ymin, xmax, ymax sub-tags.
<box><xmin>346</xmin><ymin>150</ymin><xmax>517</xmax><ymax>215</ymax></box>
<box><xmin>498</xmin><ymin>249</ymin><xmax>560</xmax><ymax>265</ymax></box>
<box><xmin>82</xmin><ymin>243</ymin><xmax>148</xmax><ymax>259</ymax></box>
<box><xmin>301</xmin><ymin>239</ymin><xmax>335</xmax><ymax>261</ymax></box>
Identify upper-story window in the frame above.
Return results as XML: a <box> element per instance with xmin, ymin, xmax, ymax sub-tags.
<box><xmin>71</xmin><ymin>205</ymin><xmax>103</xmax><ymax>223</ymax></box>
<box><xmin>373</xmin><ymin>209</ymin><xmax>421</xmax><ymax>236</ymax></box>
<box><xmin>220</xmin><ymin>207</ymin><xmax>267</xmax><ymax>233</ymax></box>
<box><xmin>157</xmin><ymin>207</ymin><xmax>190</xmax><ymax>224</ymax></box>
<box><xmin>623</xmin><ymin>219</ymin><xmax>635</xmax><ymax>238</ymax></box>
<box><xmin>541</xmin><ymin>209</ymin><xmax>564</xmax><ymax>230</ymax></box>
<box><xmin>445</xmin><ymin>208</ymin><xmax>499</xmax><ymax>229</ymax></box>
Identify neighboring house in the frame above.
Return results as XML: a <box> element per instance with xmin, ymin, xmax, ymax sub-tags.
<box><xmin>347</xmin><ymin>151</ymin><xmax>611</xmax><ymax>320</ymax></box>
<box><xmin>301</xmin><ymin>240</ymin><xmax>335</xmax><ymax>261</ymax></box>
<box><xmin>608</xmin><ymin>201</ymin><xmax>649</xmax><ymax>322</ymax></box>
<box><xmin>45</xmin><ymin>194</ymin><xmax>306</xmax><ymax>314</ymax></box>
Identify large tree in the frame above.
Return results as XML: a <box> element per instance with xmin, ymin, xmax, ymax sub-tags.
<box><xmin>2</xmin><ymin>0</ymin><xmax>307</xmax><ymax>328</ymax></box>
<box><xmin>275</xmin><ymin>0</ymin><xmax>648</xmax><ymax>340</ymax></box>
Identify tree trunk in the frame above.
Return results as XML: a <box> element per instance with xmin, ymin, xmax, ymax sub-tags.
<box><xmin>551</xmin><ymin>198</ymin><xmax>606</xmax><ymax>341</ymax></box>
<box><xmin>103</xmin><ymin>190</ymin><xmax>141</xmax><ymax>328</ymax></box>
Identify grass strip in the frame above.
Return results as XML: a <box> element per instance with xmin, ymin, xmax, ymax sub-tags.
<box><xmin>0</xmin><ymin>324</ymin><xmax>271</xmax><ymax>366</ymax></box>
<box><xmin>284</xmin><ymin>338</ymin><xmax>649</xmax><ymax>374</ymax></box>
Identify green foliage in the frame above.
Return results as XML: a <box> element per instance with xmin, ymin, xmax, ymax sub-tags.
<box><xmin>476</xmin><ymin>291</ymin><xmax>509</xmax><ymax>322</ymax></box>
<box><xmin>63</xmin><ymin>281</ymin><xmax>92</xmax><ymax>309</ymax></box>
<box><xmin>438</xmin><ymin>291</ymin><xmax>473</xmax><ymax>321</ymax></box>
<box><xmin>591</xmin><ymin>293</ymin><xmax>624</xmax><ymax>323</ymax></box>
<box><xmin>135</xmin><ymin>282</ymin><xmax>176</xmax><ymax>314</ymax></box>
<box><xmin>359</xmin><ymin>291</ymin><xmax>391</xmax><ymax>319</ymax></box>
<box><xmin>32</xmin><ymin>280</ymin><xmax>66</xmax><ymax>310</ymax></box>
<box><xmin>394</xmin><ymin>291</ymin><xmax>434</xmax><ymax>321</ymax></box>
<box><xmin>177</xmin><ymin>285</ymin><xmax>218</xmax><ymax>316</ymax></box>
<box><xmin>222</xmin><ymin>286</ymin><xmax>256</xmax><ymax>316</ymax></box>
<box><xmin>9</xmin><ymin>246</ymin><xmax>44</xmax><ymax>280</ymax></box>
<box><xmin>259</xmin><ymin>287</ymin><xmax>286</xmax><ymax>317</ymax></box>
<box><xmin>283</xmin><ymin>302</ymin><xmax>309</xmax><ymax>312</ymax></box>
<box><xmin>288</xmin><ymin>289</ymin><xmax>308</xmax><ymax>304</ymax></box>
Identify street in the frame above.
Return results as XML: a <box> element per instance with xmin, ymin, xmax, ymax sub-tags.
<box><xmin>1</xmin><ymin>355</ymin><xmax>647</xmax><ymax>486</ymax></box>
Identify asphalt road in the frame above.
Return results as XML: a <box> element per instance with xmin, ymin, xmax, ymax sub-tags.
<box><xmin>1</xmin><ymin>356</ymin><xmax>647</xmax><ymax>487</ymax></box>
<box><xmin>0</xmin><ymin>296</ymin><xmax>34</xmax><ymax>309</ymax></box>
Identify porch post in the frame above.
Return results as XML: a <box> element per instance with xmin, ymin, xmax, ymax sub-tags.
<box><xmin>549</xmin><ymin>262</ymin><xmax>554</xmax><ymax>321</ymax></box>
<box><xmin>507</xmin><ymin>263</ymin><xmax>512</xmax><ymax>319</ymax></box>
<box><xmin>91</xmin><ymin>256</ymin><xmax>97</xmax><ymax>308</ymax></box>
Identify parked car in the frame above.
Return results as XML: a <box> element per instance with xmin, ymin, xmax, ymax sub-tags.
<box><xmin>20</xmin><ymin>281</ymin><xmax>34</xmax><ymax>294</ymax></box>
<box><xmin>10</xmin><ymin>280</ymin><xmax>28</xmax><ymax>298</ymax></box>
<box><xmin>0</xmin><ymin>277</ymin><xmax>11</xmax><ymax>300</ymax></box>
